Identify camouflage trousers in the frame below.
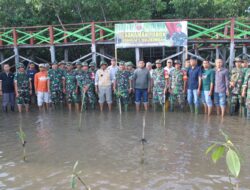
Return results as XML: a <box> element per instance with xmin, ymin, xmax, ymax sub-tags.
<box><xmin>81</xmin><ymin>86</ymin><xmax>96</xmax><ymax>105</ymax></box>
<box><xmin>66</xmin><ymin>90</ymin><xmax>79</xmax><ymax>104</ymax></box>
<box><xmin>17</xmin><ymin>90</ymin><xmax>30</xmax><ymax>105</ymax></box>
<box><xmin>169</xmin><ymin>93</ymin><xmax>185</xmax><ymax>108</ymax></box>
<box><xmin>50</xmin><ymin>89</ymin><xmax>64</xmax><ymax>104</ymax></box>
<box><xmin>230</xmin><ymin>94</ymin><xmax>242</xmax><ymax>106</ymax></box>
<box><xmin>116</xmin><ymin>90</ymin><xmax>129</xmax><ymax>105</ymax></box>
<box><xmin>153</xmin><ymin>89</ymin><xmax>165</xmax><ymax>104</ymax></box>
<box><xmin>246</xmin><ymin>96</ymin><xmax>250</xmax><ymax>110</ymax></box>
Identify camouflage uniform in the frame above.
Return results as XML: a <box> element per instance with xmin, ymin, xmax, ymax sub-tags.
<box><xmin>125</xmin><ymin>61</ymin><xmax>135</xmax><ymax>104</ymax></box>
<box><xmin>76</xmin><ymin>68</ymin><xmax>96</xmax><ymax>107</ymax></box>
<box><xmin>241</xmin><ymin>67</ymin><xmax>249</xmax><ymax>115</ymax></box>
<box><xmin>243</xmin><ymin>68</ymin><xmax>250</xmax><ymax>118</ymax></box>
<box><xmin>229</xmin><ymin>68</ymin><xmax>244</xmax><ymax>114</ymax></box>
<box><xmin>48</xmin><ymin>68</ymin><xmax>64</xmax><ymax>104</ymax></box>
<box><xmin>115</xmin><ymin>69</ymin><xmax>132</xmax><ymax>106</ymax></box>
<box><xmin>14</xmin><ymin>71</ymin><xmax>31</xmax><ymax>105</ymax></box>
<box><xmin>64</xmin><ymin>70</ymin><xmax>79</xmax><ymax>104</ymax></box>
<box><xmin>151</xmin><ymin>68</ymin><xmax>166</xmax><ymax>104</ymax></box>
<box><xmin>169</xmin><ymin>68</ymin><xmax>186</xmax><ymax>110</ymax></box>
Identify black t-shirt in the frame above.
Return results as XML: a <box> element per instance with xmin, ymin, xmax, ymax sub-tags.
<box><xmin>0</xmin><ymin>72</ymin><xmax>14</xmax><ymax>93</ymax></box>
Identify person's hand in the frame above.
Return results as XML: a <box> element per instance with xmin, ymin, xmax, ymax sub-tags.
<box><xmin>147</xmin><ymin>88</ymin><xmax>151</xmax><ymax>93</ymax></box>
<box><xmin>29</xmin><ymin>89</ymin><xmax>32</xmax><ymax>95</ymax></box>
<box><xmin>208</xmin><ymin>91</ymin><xmax>212</xmax><ymax>96</ymax></box>
<box><xmin>229</xmin><ymin>81</ymin><xmax>235</xmax><ymax>88</ymax></box>
<box><xmin>83</xmin><ymin>86</ymin><xmax>88</xmax><ymax>93</ymax></box>
<box><xmin>226</xmin><ymin>89</ymin><xmax>229</xmax><ymax>96</ymax></box>
<box><xmin>129</xmin><ymin>88</ymin><xmax>132</xmax><ymax>94</ymax></box>
<box><xmin>242</xmin><ymin>91</ymin><xmax>246</xmax><ymax>97</ymax></box>
<box><xmin>95</xmin><ymin>87</ymin><xmax>98</xmax><ymax>94</ymax></box>
<box><xmin>63</xmin><ymin>88</ymin><xmax>66</xmax><ymax>94</ymax></box>
<box><xmin>164</xmin><ymin>88</ymin><xmax>167</xmax><ymax>95</ymax></box>
<box><xmin>16</xmin><ymin>92</ymin><xmax>19</xmax><ymax>98</ymax></box>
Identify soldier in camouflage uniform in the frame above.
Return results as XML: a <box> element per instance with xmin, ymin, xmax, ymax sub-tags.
<box><xmin>242</xmin><ymin>67</ymin><xmax>250</xmax><ymax>119</ymax></box>
<box><xmin>74</xmin><ymin>61</ymin><xmax>82</xmax><ymax>75</ymax></box>
<box><xmin>229</xmin><ymin>57</ymin><xmax>244</xmax><ymax>115</ymax></box>
<box><xmin>125</xmin><ymin>61</ymin><xmax>135</xmax><ymax>104</ymax></box>
<box><xmin>76</xmin><ymin>62</ymin><xmax>96</xmax><ymax>110</ymax></box>
<box><xmin>113</xmin><ymin>61</ymin><xmax>133</xmax><ymax>111</ymax></box>
<box><xmin>151</xmin><ymin>59</ymin><xmax>166</xmax><ymax>110</ymax></box>
<box><xmin>89</xmin><ymin>61</ymin><xmax>98</xmax><ymax>75</ymax></box>
<box><xmin>169</xmin><ymin>60</ymin><xmax>187</xmax><ymax>112</ymax></box>
<box><xmin>63</xmin><ymin>62</ymin><xmax>79</xmax><ymax>112</ymax></box>
<box><xmin>241</xmin><ymin>59</ymin><xmax>249</xmax><ymax>116</ymax></box>
<box><xmin>14</xmin><ymin>63</ymin><xmax>32</xmax><ymax>112</ymax></box>
<box><xmin>48</xmin><ymin>61</ymin><xmax>64</xmax><ymax>106</ymax></box>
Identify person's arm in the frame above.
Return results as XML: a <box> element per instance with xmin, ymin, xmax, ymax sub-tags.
<box><xmin>34</xmin><ymin>73</ymin><xmax>38</xmax><ymax>93</ymax></box>
<box><xmin>0</xmin><ymin>75</ymin><xmax>2</xmax><ymax>95</ymax></box>
<box><xmin>209</xmin><ymin>70</ymin><xmax>215</xmax><ymax>96</ymax></box>
<box><xmin>95</xmin><ymin>70</ymin><xmax>99</xmax><ymax>93</ymax></box>
<box><xmin>242</xmin><ymin>71</ymin><xmax>249</xmax><ymax>97</ymax></box>
<box><xmin>197</xmin><ymin>67</ymin><xmax>202</xmax><ymax>95</ymax></box>
<box><xmin>225</xmin><ymin>69</ymin><xmax>230</xmax><ymax>96</ymax></box>
<box><xmin>147</xmin><ymin>70</ymin><xmax>151</xmax><ymax>92</ymax></box>
<box><xmin>14</xmin><ymin>80</ymin><xmax>19</xmax><ymax>97</ymax></box>
<box><xmin>29</xmin><ymin>78</ymin><xmax>32</xmax><ymax>95</ymax></box>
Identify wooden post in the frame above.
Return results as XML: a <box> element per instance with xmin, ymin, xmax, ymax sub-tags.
<box><xmin>91</xmin><ymin>22</ymin><xmax>96</xmax><ymax>63</ymax></box>
<box><xmin>229</xmin><ymin>18</ymin><xmax>235</xmax><ymax>69</ymax></box>
<box><xmin>49</xmin><ymin>26</ymin><xmax>55</xmax><ymax>63</ymax></box>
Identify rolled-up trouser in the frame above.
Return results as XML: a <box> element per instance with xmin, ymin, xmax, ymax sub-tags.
<box><xmin>98</xmin><ymin>85</ymin><xmax>112</xmax><ymax>104</ymax></box>
<box><xmin>2</xmin><ymin>93</ymin><xmax>15</xmax><ymax>107</ymax></box>
<box><xmin>187</xmin><ymin>89</ymin><xmax>199</xmax><ymax>106</ymax></box>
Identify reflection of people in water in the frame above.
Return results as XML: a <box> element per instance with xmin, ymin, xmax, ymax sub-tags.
<box><xmin>171</xmin><ymin>23</ymin><xmax>187</xmax><ymax>46</ymax></box>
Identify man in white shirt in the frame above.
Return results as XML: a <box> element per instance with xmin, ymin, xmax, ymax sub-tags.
<box><xmin>95</xmin><ymin>61</ymin><xmax>114</xmax><ymax>111</ymax></box>
<box><xmin>107</xmin><ymin>58</ymin><xmax>119</xmax><ymax>81</ymax></box>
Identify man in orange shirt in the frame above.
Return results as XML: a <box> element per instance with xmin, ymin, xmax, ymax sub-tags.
<box><xmin>34</xmin><ymin>64</ymin><xmax>49</xmax><ymax>110</ymax></box>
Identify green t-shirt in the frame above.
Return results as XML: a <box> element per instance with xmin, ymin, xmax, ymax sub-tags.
<box><xmin>201</xmin><ymin>68</ymin><xmax>215</xmax><ymax>91</ymax></box>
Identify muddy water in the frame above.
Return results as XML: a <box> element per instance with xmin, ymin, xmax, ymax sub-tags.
<box><xmin>0</xmin><ymin>109</ymin><xmax>250</xmax><ymax>190</ymax></box>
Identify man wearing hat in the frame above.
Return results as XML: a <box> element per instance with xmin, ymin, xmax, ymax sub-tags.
<box><xmin>14</xmin><ymin>63</ymin><xmax>32</xmax><ymax>112</ymax></box>
<box><xmin>229</xmin><ymin>57</ymin><xmax>244</xmax><ymax>115</ymax></box>
<box><xmin>74</xmin><ymin>61</ymin><xmax>82</xmax><ymax>76</ymax></box>
<box><xmin>34</xmin><ymin>64</ymin><xmax>49</xmax><ymax>110</ymax></box>
<box><xmin>169</xmin><ymin>59</ymin><xmax>187</xmax><ymax>112</ymax></box>
<box><xmin>151</xmin><ymin>59</ymin><xmax>166</xmax><ymax>109</ymax></box>
<box><xmin>241</xmin><ymin>59</ymin><xmax>249</xmax><ymax>116</ymax></box>
<box><xmin>76</xmin><ymin>62</ymin><xmax>96</xmax><ymax>110</ymax></box>
<box><xmin>27</xmin><ymin>62</ymin><xmax>38</xmax><ymax>104</ymax></box>
<box><xmin>113</xmin><ymin>61</ymin><xmax>133</xmax><ymax>111</ymax></box>
<box><xmin>63</xmin><ymin>62</ymin><xmax>79</xmax><ymax>111</ymax></box>
<box><xmin>95</xmin><ymin>60</ymin><xmax>114</xmax><ymax>111</ymax></box>
<box><xmin>125</xmin><ymin>61</ymin><xmax>135</xmax><ymax>105</ymax></box>
<box><xmin>187</xmin><ymin>56</ymin><xmax>202</xmax><ymax>114</ymax></box>
<box><xmin>242</xmin><ymin>63</ymin><xmax>250</xmax><ymax>119</ymax></box>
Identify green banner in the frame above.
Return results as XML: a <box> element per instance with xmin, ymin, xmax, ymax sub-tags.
<box><xmin>115</xmin><ymin>21</ymin><xmax>187</xmax><ymax>48</ymax></box>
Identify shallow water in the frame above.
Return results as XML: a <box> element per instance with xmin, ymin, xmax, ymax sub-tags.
<box><xmin>0</xmin><ymin>108</ymin><xmax>250</xmax><ymax>190</ymax></box>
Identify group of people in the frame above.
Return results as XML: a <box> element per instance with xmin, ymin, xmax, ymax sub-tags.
<box><xmin>0</xmin><ymin>56</ymin><xmax>250</xmax><ymax>118</ymax></box>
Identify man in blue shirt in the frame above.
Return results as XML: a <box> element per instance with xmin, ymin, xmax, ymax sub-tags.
<box><xmin>187</xmin><ymin>57</ymin><xmax>202</xmax><ymax>114</ymax></box>
<box><xmin>0</xmin><ymin>63</ymin><xmax>15</xmax><ymax>112</ymax></box>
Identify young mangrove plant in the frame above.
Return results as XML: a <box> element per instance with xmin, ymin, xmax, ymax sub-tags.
<box><xmin>206</xmin><ymin>129</ymin><xmax>241</xmax><ymax>189</ymax></box>
<box><xmin>17</xmin><ymin>126</ymin><xmax>27</xmax><ymax>161</ymax></box>
<box><xmin>71</xmin><ymin>161</ymin><xmax>91</xmax><ymax>190</ymax></box>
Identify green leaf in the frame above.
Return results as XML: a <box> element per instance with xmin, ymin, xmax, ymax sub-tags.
<box><xmin>226</xmin><ymin>149</ymin><xmax>241</xmax><ymax>177</ymax></box>
<box><xmin>211</xmin><ymin>146</ymin><xmax>225</xmax><ymax>163</ymax></box>
<box><xmin>206</xmin><ymin>143</ymin><xmax>217</xmax><ymax>155</ymax></box>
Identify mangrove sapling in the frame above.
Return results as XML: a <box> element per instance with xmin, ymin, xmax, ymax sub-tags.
<box><xmin>71</xmin><ymin>161</ymin><xmax>91</xmax><ymax>190</ymax></box>
<box><xmin>206</xmin><ymin>129</ymin><xmax>241</xmax><ymax>189</ymax></box>
<box><xmin>81</xmin><ymin>91</ymin><xmax>86</xmax><ymax>112</ymax></box>
<box><xmin>17</xmin><ymin>126</ymin><xmax>27</xmax><ymax>161</ymax></box>
<box><xmin>140</xmin><ymin>114</ymin><xmax>147</xmax><ymax>143</ymax></box>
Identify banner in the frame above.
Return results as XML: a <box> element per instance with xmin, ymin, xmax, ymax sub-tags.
<box><xmin>115</xmin><ymin>21</ymin><xmax>187</xmax><ymax>48</ymax></box>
